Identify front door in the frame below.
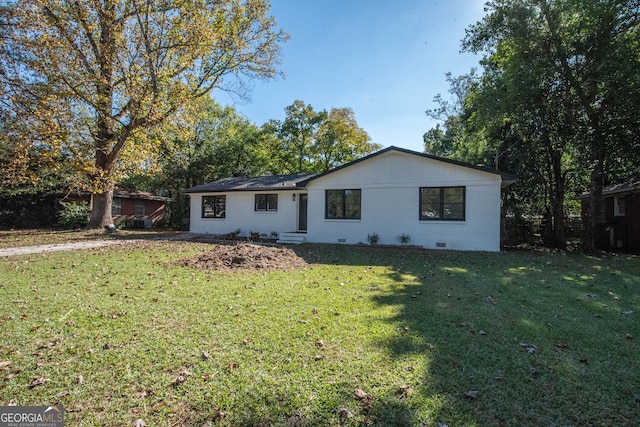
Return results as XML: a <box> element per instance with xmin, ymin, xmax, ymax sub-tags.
<box><xmin>298</xmin><ymin>194</ymin><xmax>308</xmax><ymax>231</ymax></box>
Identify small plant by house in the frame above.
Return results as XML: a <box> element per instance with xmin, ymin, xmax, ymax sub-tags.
<box><xmin>396</xmin><ymin>232</ymin><xmax>411</xmax><ymax>245</ymax></box>
<box><xmin>367</xmin><ymin>232</ymin><xmax>380</xmax><ymax>245</ymax></box>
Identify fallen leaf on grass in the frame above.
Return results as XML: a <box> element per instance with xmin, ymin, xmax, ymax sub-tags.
<box><xmin>134</xmin><ymin>390</ymin><xmax>151</xmax><ymax>398</ymax></box>
<box><xmin>38</xmin><ymin>342</ymin><xmax>56</xmax><ymax>350</ymax></box>
<box><xmin>315</xmin><ymin>339</ymin><xmax>325</xmax><ymax>348</ymax></box>
<box><xmin>75</xmin><ymin>375</ymin><xmax>83</xmax><ymax>384</ymax></box>
<box><xmin>172</xmin><ymin>368</ymin><xmax>193</xmax><ymax>385</ymax></box>
<box><xmin>464</xmin><ymin>390</ymin><xmax>479</xmax><ymax>399</ymax></box>
<box><xmin>53</xmin><ymin>390</ymin><xmax>70</xmax><ymax>399</ymax></box>
<box><xmin>28</xmin><ymin>375</ymin><xmax>49</xmax><ymax>388</ymax></box>
<box><xmin>397</xmin><ymin>385</ymin><xmax>414</xmax><ymax>397</ymax></box>
<box><xmin>131</xmin><ymin>419</ymin><xmax>146</xmax><ymax>427</ymax></box>
<box><xmin>354</xmin><ymin>389</ymin><xmax>368</xmax><ymax>400</ymax></box>
<box><xmin>242</xmin><ymin>338</ymin><xmax>251</xmax><ymax>345</ymax></box>
<box><xmin>0</xmin><ymin>361</ymin><xmax>11</xmax><ymax>368</ymax></box>
<box><xmin>202</xmin><ymin>372</ymin><xmax>218</xmax><ymax>381</ymax></box>
<box><xmin>172</xmin><ymin>375</ymin><xmax>187</xmax><ymax>385</ymax></box>
<box><xmin>519</xmin><ymin>343</ymin><xmax>539</xmax><ymax>353</ymax></box>
<box><xmin>339</xmin><ymin>408</ymin><xmax>354</xmax><ymax>419</ymax></box>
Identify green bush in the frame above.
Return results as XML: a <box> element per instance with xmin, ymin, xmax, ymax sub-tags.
<box><xmin>57</xmin><ymin>201</ymin><xmax>90</xmax><ymax>229</ymax></box>
<box><xmin>367</xmin><ymin>232</ymin><xmax>379</xmax><ymax>245</ymax></box>
<box><xmin>396</xmin><ymin>232</ymin><xmax>411</xmax><ymax>245</ymax></box>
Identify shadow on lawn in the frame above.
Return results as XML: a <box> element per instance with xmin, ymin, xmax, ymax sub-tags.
<box><xmin>158</xmin><ymin>241</ymin><xmax>639</xmax><ymax>425</ymax></box>
<box><xmin>133</xmin><ymin>241</ymin><xmax>637</xmax><ymax>426</ymax></box>
<box><xmin>348</xmin><ymin>247</ymin><xmax>640</xmax><ymax>426</ymax></box>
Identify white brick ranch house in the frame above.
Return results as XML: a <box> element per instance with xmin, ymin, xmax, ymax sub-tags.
<box><xmin>185</xmin><ymin>146</ymin><xmax>515</xmax><ymax>251</ymax></box>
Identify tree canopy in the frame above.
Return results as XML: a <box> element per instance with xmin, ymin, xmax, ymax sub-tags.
<box><xmin>426</xmin><ymin>0</ymin><xmax>640</xmax><ymax>250</ymax></box>
<box><xmin>264</xmin><ymin>99</ymin><xmax>380</xmax><ymax>174</ymax></box>
<box><xmin>0</xmin><ymin>0</ymin><xmax>288</xmax><ymax>227</ymax></box>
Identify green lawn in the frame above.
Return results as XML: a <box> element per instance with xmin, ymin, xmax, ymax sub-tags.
<box><xmin>0</xmin><ymin>236</ymin><xmax>638</xmax><ymax>426</ymax></box>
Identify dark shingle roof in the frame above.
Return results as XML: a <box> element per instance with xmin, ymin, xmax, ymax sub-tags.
<box><xmin>577</xmin><ymin>179</ymin><xmax>640</xmax><ymax>199</ymax></box>
<box><xmin>184</xmin><ymin>173</ymin><xmax>318</xmax><ymax>193</ymax></box>
<box><xmin>185</xmin><ymin>146</ymin><xmax>517</xmax><ymax>194</ymax></box>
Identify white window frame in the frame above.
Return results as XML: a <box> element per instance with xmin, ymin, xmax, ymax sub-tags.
<box><xmin>614</xmin><ymin>196</ymin><xmax>626</xmax><ymax>217</ymax></box>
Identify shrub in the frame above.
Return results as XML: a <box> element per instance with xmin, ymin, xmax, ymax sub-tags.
<box><xmin>367</xmin><ymin>232</ymin><xmax>379</xmax><ymax>245</ymax></box>
<box><xmin>396</xmin><ymin>233</ymin><xmax>411</xmax><ymax>245</ymax></box>
<box><xmin>58</xmin><ymin>201</ymin><xmax>90</xmax><ymax>229</ymax></box>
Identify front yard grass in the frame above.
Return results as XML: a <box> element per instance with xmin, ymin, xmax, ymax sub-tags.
<box><xmin>0</xmin><ymin>240</ymin><xmax>639</xmax><ymax>426</ymax></box>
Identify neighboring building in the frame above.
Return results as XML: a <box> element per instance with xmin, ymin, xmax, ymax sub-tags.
<box><xmin>579</xmin><ymin>180</ymin><xmax>640</xmax><ymax>253</ymax></box>
<box><xmin>64</xmin><ymin>188</ymin><xmax>171</xmax><ymax>228</ymax></box>
<box><xmin>185</xmin><ymin>146</ymin><xmax>515</xmax><ymax>252</ymax></box>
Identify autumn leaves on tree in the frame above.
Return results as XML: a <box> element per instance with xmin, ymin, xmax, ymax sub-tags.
<box><xmin>1</xmin><ymin>0</ymin><xmax>288</xmax><ymax>227</ymax></box>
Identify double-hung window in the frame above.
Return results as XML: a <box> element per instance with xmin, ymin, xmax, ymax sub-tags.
<box><xmin>135</xmin><ymin>200</ymin><xmax>145</xmax><ymax>216</ymax></box>
<box><xmin>111</xmin><ymin>198</ymin><xmax>122</xmax><ymax>216</ymax></box>
<box><xmin>255</xmin><ymin>194</ymin><xmax>278</xmax><ymax>212</ymax></box>
<box><xmin>202</xmin><ymin>195</ymin><xmax>226</xmax><ymax>218</ymax></box>
<box><xmin>614</xmin><ymin>196</ymin><xmax>626</xmax><ymax>217</ymax></box>
<box><xmin>419</xmin><ymin>187</ymin><xmax>465</xmax><ymax>221</ymax></box>
<box><xmin>325</xmin><ymin>189</ymin><xmax>361</xmax><ymax>219</ymax></box>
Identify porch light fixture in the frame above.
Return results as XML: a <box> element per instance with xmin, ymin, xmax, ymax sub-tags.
<box><xmin>292</xmin><ymin>194</ymin><xmax>296</xmax><ymax>201</ymax></box>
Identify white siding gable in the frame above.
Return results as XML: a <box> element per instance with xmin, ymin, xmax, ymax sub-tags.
<box><xmin>304</xmin><ymin>150</ymin><xmax>503</xmax><ymax>251</ymax></box>
<box><xmin>313</xmin><ymin>150</ymin><xmax>500</xmax><ymax>188</ymax></box>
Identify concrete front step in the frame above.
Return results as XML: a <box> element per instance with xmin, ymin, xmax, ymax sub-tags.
<box><xmin>277</xmin><ymin>232</ymin><xmax>307</xmax><ymax>244</ymax></box>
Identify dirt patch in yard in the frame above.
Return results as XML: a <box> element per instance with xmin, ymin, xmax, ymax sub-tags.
<box><xmin>170</xmin><ymin>242</ymin><xmax>308</xmax><ymax>272</ymax></box>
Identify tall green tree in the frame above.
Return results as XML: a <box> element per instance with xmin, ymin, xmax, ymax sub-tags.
<box><xmin>265</xmin><ymin>100</ymin><xmax>378</xmax><ymax>173</ymax></box>
<box><xmin>152</xmin><ymin>97</ymin><xmax>270</xmax><ymax>226</ymax></box>
<box><xmin>268</xmin><ymin>100</ymin><xmax>327</xmax><ymax>173</ymax></box>
<box><xmin>314</xmin><ymin>107</ymin><xmax>379</xmax><ymax>171</ymax></box>
<box><xmin>461</xmin><ymin>0</ymin><xmax>640</xmax><ymax>250</ymax></box>
<box><xmin>1</xmin><ymin>0</ymin><xmax>287</xmax><ymax>228</ymax></box>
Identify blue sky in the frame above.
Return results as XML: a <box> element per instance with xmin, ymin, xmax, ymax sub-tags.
<box><xmin>214</xmin><ymin>0</ymin><xmax>488</xmax><ymax>153</ymax></box>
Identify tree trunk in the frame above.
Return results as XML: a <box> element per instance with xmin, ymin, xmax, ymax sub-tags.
<box><xmin>87</xmin><ymin>188</ymin><xmax>114</xmax><ymax>229</ymax></box>
<box><xmin>583</xmin><ymin>147</ymin><xmax>605</xmax><ymax>253</ymax></box>
<box><xmin>550</xmin><ymin>195</ymin><xmax>566</xmax><ymax>249</ymax></box>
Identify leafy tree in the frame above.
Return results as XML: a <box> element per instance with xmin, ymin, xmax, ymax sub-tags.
<box><xmin>462</xmin><ymin>0</ymin><xmax>640</xmax><ymax>251</ymax></box>
<box><xmin>0</xmin><ymin>0</ymin><xmax>287</xmax><ymax>228</ymax></box>
<box><xmin>152</xmin><ymin>97</ymin><xmax>270</xmax><ymax>226</ymax></box>
<box><xmin>268</xmin><ymin>100</ymin><xmax>327</xmax><ymax>173</ymax></box>
<box><xmin>265</xmin><ymin>100</ymin><xmax>378</xmax><ymax>173</ymax></box>
<box><xmin>314</xmin><ymin>107</ymin><xmax>380</xmax><ymax>171</ymax></box>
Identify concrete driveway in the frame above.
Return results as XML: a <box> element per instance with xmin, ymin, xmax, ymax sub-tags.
<box><xmin>0</xmin><ymin>240</ymin><xmax>137</xmax><ymax>257</ymax></box>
